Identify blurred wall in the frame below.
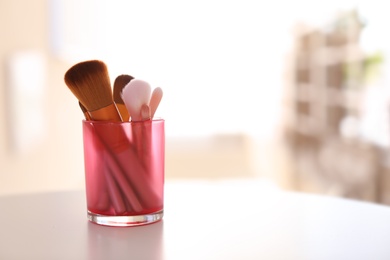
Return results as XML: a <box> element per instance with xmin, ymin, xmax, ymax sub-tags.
<box><xmin>0</xmin><ymin>0</ymin><xmax>86</xmax><ymax>194</ymax></box>
<box><xmin>0</xmin><ymin>0</ymin><xmax>278</xmax><ymax>195</ymax></box>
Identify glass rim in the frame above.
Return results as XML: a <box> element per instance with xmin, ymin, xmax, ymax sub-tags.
<box><xmin>82</xmin><ymin>118</ymin><xmax>164</xmax><ymax>125</ymax></box>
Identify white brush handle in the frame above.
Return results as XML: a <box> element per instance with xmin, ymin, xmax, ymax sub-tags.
<box><xmin>141</xmin><ymin>104</ymin><xmax>151</xmax><ymax>121</ymax></box>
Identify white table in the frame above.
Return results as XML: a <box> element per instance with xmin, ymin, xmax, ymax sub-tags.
<box><xmin>1</xmin><ymin>179</ymin><xmax>390</xmax><ymax>259</ymax></box>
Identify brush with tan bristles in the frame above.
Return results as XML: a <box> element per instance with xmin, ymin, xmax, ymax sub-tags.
<box><xmin>113</xmin><ymin>74</ymin><xmax>133</xmax><ymax>121</ymax></box>
<box><xmin>64</xmin><ymin>60</ymin><xmax>122</xmax><ymax>122</ymax></box>
<box><xmin>65</xmin><ymin>60</ymin><xmax>145</xmax><ymax>213</ymax></box>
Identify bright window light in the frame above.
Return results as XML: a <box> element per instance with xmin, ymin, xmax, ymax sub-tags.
<box><xmin>50</xmin><ymin>0</ymin><xmax>367</xmax><ymax>138</ymax></box>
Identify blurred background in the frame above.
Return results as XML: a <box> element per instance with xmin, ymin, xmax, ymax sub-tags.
<box><xmin>1</xmin><ymin>0</ymin><xmax>390</xmax><ymax>205</ymax></box>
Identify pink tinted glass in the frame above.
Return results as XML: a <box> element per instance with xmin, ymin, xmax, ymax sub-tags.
<box><xmin>82</xmin><ymin>119</ymin><xmax>164</xmax><ymax>226</ymax></box>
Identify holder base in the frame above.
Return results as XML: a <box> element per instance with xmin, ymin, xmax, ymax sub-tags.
<box><xmin>87</xmin><ymin>210</ymin><xmax>163</xmax><ymax>227</ymax></box>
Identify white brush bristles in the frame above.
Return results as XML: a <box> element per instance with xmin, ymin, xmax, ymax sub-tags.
<box><xmin>122</xmin><ymin>79</ymin><xmax>151</xmax><ymax>121</ymax></box>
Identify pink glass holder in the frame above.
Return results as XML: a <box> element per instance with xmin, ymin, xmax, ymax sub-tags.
<box><xmin>82</xmin><ymin>119</ymin><xmax>165</xmax><ymax>227</ymax></box>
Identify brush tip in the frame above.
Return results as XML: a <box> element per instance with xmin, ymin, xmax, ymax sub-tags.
<box><xmin>64</xmin><ymin>60</ymin><xmax>113</xmax><ymax>112</ymax></box>
<box><xmin>122</xmin><ymin>79</ymin><xmax>152</xmax><ymax>121</ymax></box>
<box><xmin>64</xmin><ymin>60</ymin><xmax>106</xmax><ymax>85</ymax></box>
<box><xmin>113</xmin><ymin>74</ymin><xmax>134</xmax><ymax>103</ymax></box>
<box><xmin>122</xmin><ymin>79</ymin><xmax>152</xmax><ymax>100</ymax></box>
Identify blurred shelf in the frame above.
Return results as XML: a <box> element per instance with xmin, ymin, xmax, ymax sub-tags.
<box><xmin>282</xmin><ymin>10</ymin><xmax>387</xmax><ymax>204</ymax></box>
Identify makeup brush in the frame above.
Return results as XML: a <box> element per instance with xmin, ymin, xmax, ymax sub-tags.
<box><xmin>65</xmin><ymin>60</ymin><xmax>147</xmax><ymax>212</ymax></box>
<box><xmin>122</xmin><ymin>79</ymin><xmax>151</xmax><ymax>122</ymax></box>
<box><xmin>149</xmin><ymin>87</ymin><xmax>163</xmax><ymax>119</ymax></box>
<box><xmin>122</xmin><ymin>81</ymin><xmax>162</xmax><ymax>208</ymax></box>
<box><xmin>113</xmin><ymin>74</ymin><xmax>134</xmax><ymax>121</ymax></box>
<box><xmin>64</xmin><ymin>60</ymin><xmax>122</xmax><ymax>122</ymax></box>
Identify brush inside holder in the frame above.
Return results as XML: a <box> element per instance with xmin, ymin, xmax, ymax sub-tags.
<box><xmin>82</xmin><ymin>119</ymin><xmax>165</xmax><ymax>227</ymax></box>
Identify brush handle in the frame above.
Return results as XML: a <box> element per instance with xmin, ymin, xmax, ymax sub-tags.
<box><xmin>83</xmin><ymin>120</ymin><xmax>163</xmax><ymax>215</ymax></box>
<box><xmin>103</xmin><ymin>156</ymin><xmax>127</xmax><ymax>214</ymax></box>
<box><xmin>103</xmin><ymin>149</ymin><xmax>143</xmax><ymax>212</ymax></box>
<box><xmin>110</xmin><ymin>133</ymin><xmax>161</xmax><ymax>211</ymax></box>
<box><xmin>135</xmin><ymin>105</ymin><xmax>152</xmax><ymax>173</ymax></box>
<box><xmin>83</xmin><ymin>126</ymin><xmax>111</xmax><ymax>213</ymax></box>
<box><xmin>82</xmin><ymin>105</ymin><xmax>121</xmax><ymax>213</ymax></box>
<box><xmin>92</xmin><ymin>126</ymin><xmax>144</xmax><ymax>213</ymax></box>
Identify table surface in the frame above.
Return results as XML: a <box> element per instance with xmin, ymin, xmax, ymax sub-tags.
<box><xmin>1</xmin><ymin>179</ymin><xmax>390</xmax><ymax>260</ymax></box>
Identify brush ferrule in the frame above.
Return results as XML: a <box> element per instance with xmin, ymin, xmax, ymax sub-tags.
<box><xmin>116</xmin><ymin>103</ymin><xmax>130</xmax><ymax>121</ymax></box>
<box><xmin>89</xmin><ymin>103</ymin><xmax>123</xmax><ymax>122</ymax></box>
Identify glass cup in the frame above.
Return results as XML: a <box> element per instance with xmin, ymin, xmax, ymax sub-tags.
<box><xmin>82</xmin><ymin>119</ymin><xmax>165</xmax><ymax>227</ymax></box>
